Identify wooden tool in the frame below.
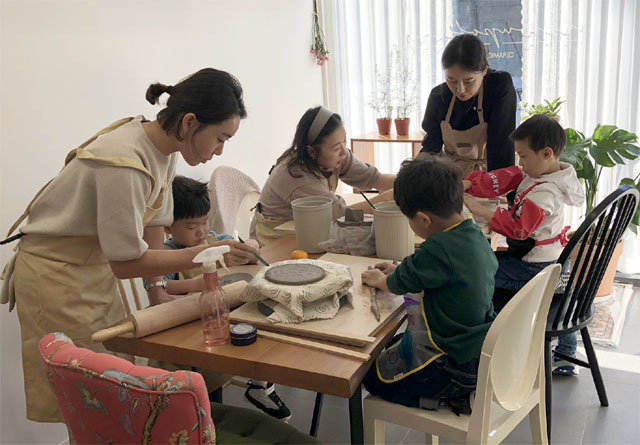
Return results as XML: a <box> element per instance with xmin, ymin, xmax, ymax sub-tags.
<box><xmin>367</xmin><ymin>266</ymin><xmax>381</xmax><ymax>321</ymax></box>
<box><xmin>92</xmin><ymin>281</ymin><xmax>248</xmax><ymax>343</ymax></box>
<box><xmin>258</xmin><ymin>330</ymin><xmax>370</xmax><ymax>361</ymax></box>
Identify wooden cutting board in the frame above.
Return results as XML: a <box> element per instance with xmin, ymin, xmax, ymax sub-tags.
<box><xmin>229</xmin><ymin>253</ymin><xmax>406</xmax><ymax>346</ymax></box>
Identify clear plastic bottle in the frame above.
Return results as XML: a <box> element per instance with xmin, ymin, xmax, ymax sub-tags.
<box><xmin>193</xmin><ymin>246</ymin><xmax>231</xmax><ymax>346</ymax></box>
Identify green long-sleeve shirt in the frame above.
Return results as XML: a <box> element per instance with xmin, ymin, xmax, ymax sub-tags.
<box><xmin>387</xmin><ymin>219</ymin><xmax>498</xmax><ymax>364</ymax></box>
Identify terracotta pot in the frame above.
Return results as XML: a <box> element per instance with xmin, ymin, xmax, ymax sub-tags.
<box><xmin>394</xmin><ymin>118</ymin><xmax>411</xmax><ymax>135</ymax></box>
<box><xmin>569</xmin><ymin>238</ymin><xmax>624</xmax><ymax>298</ymax></box>
<box><xmin>595</xmin><ymin>239</ymin><xmax>624</xmax><ymax>297</ymax></box>
<box><xmin>376</xmin><ymin>118</ymin><xmax>392</xmax><ymax>135</ymax></box>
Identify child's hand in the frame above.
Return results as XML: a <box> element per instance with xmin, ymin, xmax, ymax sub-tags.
<box><xmin>375</xmin><ymin>262</ymin><xmax>397</xmax><ymax>275</ymax></box>
<box><xmin>463</xmin><ymin>179</ymin><xmax>472</xmax><ymax>191</ymax></box>
<box><xmin>362</xmin><ymin>268</ymin><xmax>388</xmax><ymax>290</ymax></box>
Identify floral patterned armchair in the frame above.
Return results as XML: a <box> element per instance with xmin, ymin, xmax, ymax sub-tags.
<box><xmin>39</xmin><ymin>332</ymin><xmax>216</xmax><ymax>444</ymax></box>
<box><xmin>38</xmin><ymin>333</ymin><xmax>319</xmax><ymax>445</ymax></box>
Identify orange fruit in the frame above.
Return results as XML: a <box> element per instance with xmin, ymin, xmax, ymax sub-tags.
<box><xmin>290</xmin><ymin>250</ymin><xmax>309</xmax><ymax>260</ymax></box>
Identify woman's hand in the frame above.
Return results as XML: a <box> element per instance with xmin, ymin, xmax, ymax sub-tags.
<box><xmin>223</xmin><ymin>240</ymin><xmax>259</xmax><ymax>266</ymax></box>
<box><xmin>194</xmin><ymin>240</ymin><xmax>259</xmax><ymax>266</ymax></box>
<box><xmin>463</xmin><ymin>194</ymin><xmax>496</xmax><ymax>222</ymax></box>
<box><xmin>362</xmin><ymin>268</ymin><xmax>388</xmax><ymax>290</ymax></box>
<box><xmin>375</xmin><ymin>262</ymin><xmax>397</xmax><ymax>275</ymax></box>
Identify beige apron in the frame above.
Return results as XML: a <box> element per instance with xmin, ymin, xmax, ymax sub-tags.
<box><xmin>441</xmin><ymin>84</ymin><xmax>488</xmax><ymax>176</ymax></box>
<box><xmin>3</xmin><ymin>118</ymin><xmax>169</xmax><ymax>422</ymax></box>
<box><xmin>254</xmin><ymin>170</ymin><xmax>339</xmax><ymax>247</ymax></box>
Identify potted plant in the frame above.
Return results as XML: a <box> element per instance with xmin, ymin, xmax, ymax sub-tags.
<box><xmin>560</xmin><ymin>124</ymin><xmax>640</xmax><ymax>295</ymax></box>
<box><xmin>391</xmin><ymin>49</ymin><xmax>417</xmax><ymax>136</ymax></box>
<box><xmin>521</xmin><ymin>97</ymin><xmax>564</xmax><ymax>121</ymax></box>
<box><xmin>368</xmin><ymin>67</ymin><xmax>393</xmax><ymax>135</ymax></box>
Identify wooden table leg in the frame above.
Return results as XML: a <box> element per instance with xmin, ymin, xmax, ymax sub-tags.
<box><xmin>348</xmin><ymin>384</ymin><xmax>364</xmax><ymax>444</ymax></box>
<box><xmin>352</xmin><ymin>141</ymin><xmax>375</xmax><ymax>166</ymax></box>
<box><xmin>352</xmin><ymin>141</ymin><xmax>375</xmax><ymax>193</ymax></box>
<box><xmin>412</xmin><ymin>142</ymin><xmax>422</xmax><ymax>158</ymax></box>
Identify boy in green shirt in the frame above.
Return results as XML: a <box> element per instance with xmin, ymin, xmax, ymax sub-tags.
<box><xmin>362</xmin><ymin>158</ymin><xmax>497</xmax><ymax>411</ymax></box>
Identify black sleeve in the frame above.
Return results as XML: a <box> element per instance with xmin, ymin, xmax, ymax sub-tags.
<box><xmin>486</xmin><ymin>72</ymin><xmax>517</xmax><ymax>170</ymax></box>
<box><xmin>421</xmin><ymin>87</ymin><xmax>445</xmax><ymax>153</ymax></box>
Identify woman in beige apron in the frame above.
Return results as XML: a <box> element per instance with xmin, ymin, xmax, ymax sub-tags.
<box><xmin>0</xmin><ymin>68</ymin><xmax>255</xmax><ymax>422</ymax></box>
<box><xmin>253</xmin><ymin>106</ymin><xmax>396</xmax><ymax>246</ymax></box>
<box><xmin>420</xmin><ymin>34</ymin><xmax>517</xmax><ymax>175</ymax></box>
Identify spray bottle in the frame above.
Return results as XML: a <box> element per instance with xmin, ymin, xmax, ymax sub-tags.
<box><xmin>193</xmin><ymin>245</ymin><xmax>231</xmax><ymax>346</ymax></box>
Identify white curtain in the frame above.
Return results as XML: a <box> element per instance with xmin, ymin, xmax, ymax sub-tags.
<box><xmin>330</xmin><ymin>0</ymin><xmax>454</xmax><ymax>174</ymax></box>
<box><xmin>329</xmin><ymin>0</ymin><xmax>640</xmax><ymax>273</ymax></box>
<box><xmin>521</xmin><ymin>0</ymin><xmax>640</xmax><ymax>273</ymax></box>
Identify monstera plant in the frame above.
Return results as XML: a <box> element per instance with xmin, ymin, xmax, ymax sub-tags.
<box><xmin>560</xmin><ymin>124</ymin><xmax>640</xmax><ymax>233</ymax></box>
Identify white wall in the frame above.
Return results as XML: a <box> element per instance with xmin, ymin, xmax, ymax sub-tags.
<box><xmin>0</xmin><ymin>1</ymin><xmax>322</xmax><ymax>443</ymax></box>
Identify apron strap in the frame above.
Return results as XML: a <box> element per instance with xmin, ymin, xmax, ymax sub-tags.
<box><xmin>6</xmin><ymin>117</ymin><xmax>163</xmax><ymax>238</ymax></box>
<box><xmin>536</xmin><ymin>225</ymin><xmax>571</xmax><ymax>247</ymax></box>
<box><xmin>445</xmin><ymin>83</ymin><xmax>485</xmax><ymax>124</ymax></box>
<box><xmin>6</xmin><ymin>178</ymin><xmax>55</xmax><ymax>237</ymax></box>
<box><xmin>71</xmin><ymin>147</ymin><xmax>157</xmax><ymax>196</ymax></box>
<box><xmin>477</xmin><ymin>84</ymin><xmax>485</xmax><ymax>124</ymax></box>
<box><xmin>445</xmin><ymin>94</ymin><xmax>456</xmax><ymax>122</ymax></box>
<box><xmin>511</xmin><ymin>182</ymin><xmax>545</xmax><ymax>215</ymax></box>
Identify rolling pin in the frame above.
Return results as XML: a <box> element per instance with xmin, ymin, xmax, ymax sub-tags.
<box><xmin>92</xmin><ymin>281</ymin><xmax>247</xmax><ymax>343</ymax></box>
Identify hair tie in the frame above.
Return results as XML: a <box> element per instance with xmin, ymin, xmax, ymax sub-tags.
<box><xmin>166</xmin><ymin>85</ymin><xmax>175</xmax><ymax>95</ymax></box>
<box><xmin>308</xmin><ymin>106</ymin><xmax>335</xmax><ymax>145</ymax></box>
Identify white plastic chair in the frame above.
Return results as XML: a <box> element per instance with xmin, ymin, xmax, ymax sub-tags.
<box><xmin>363</xmin><ymin>264</ymin><xmax>561</xmax><ymax>445</ymax></box>
<box><xmin>208</xmin><ymin>166</ymin><xmax>260</xmax><ymax>237</ymax></box>
<box><xmin>235</xmin><ymin>190</ymin><xmax>261</xmax><ymax>240</ymax></box>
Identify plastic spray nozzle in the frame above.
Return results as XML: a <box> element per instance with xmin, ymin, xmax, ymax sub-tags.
<box><xmin>193</xmin><ymin>245</ymin><xmax>230</xmax><ymax>273</ymax></box>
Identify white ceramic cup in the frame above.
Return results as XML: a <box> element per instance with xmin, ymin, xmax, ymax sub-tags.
<box><xmin>291</xmin><ymin>196</ymin><xmax>333</xmax><ymax>253</ymax></box>
<box><xmin>373</xmin><ymin>201</ymin><xmax>415</xmax><ymax>261</ymax></box>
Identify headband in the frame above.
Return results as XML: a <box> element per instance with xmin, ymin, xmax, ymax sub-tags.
<box><xmin>307</xmin><ymin>106</ymin><xmax>335</xmax><ymax>145</ymax></box>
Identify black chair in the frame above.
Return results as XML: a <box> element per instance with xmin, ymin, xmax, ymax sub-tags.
<box><xmin>545</xmin><ymin>185</ymin><xmax>639</xmax><ymax>440</ymax></box>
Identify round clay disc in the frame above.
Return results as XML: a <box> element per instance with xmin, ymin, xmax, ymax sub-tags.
<box><xmin>264</xmin><ymin>263</ymin><xmax>326</xmax><ymax>285</ymax></box>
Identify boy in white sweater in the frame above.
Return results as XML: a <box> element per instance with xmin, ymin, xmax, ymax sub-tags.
<box><xmin>464</xmin><ymin>114</ymin><xmax>585</xmax><ymax>375</ymax></box>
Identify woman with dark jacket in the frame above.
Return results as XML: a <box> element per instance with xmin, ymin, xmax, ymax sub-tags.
<box><xmin>420</xmin><ymin>34</ymin><xmax>517</xmax><ymax>175</ymax></box>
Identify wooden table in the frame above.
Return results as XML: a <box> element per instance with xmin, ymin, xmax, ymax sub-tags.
<box><xmin>351</xmin><ymin>131</ymin><xmax>425</xmax><ymax>168</ymax></box>
<box><xmin>103</xmin><ymin>235</ymin><xmax>405</xmax><ymax>444</ymax></box>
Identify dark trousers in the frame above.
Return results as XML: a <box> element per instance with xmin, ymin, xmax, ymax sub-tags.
<box><xmin>363</xmin><ymin>335</ymin><xmax>479</xmax><ymax>409</ymax></box>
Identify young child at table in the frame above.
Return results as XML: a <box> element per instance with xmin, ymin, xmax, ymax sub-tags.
<box><xmin>463</xmin><ymin>114</ymin><xmax>584</xmax><ymax>375</ymax></box>
<box><xmin>147</xmin><ymin>175</ymin><xmax>292</xmax><ymax>421</ymax></box>
<box><xmin>153</xmin><ymin>175</ymin><xmax>259</xmax><ymax>296</ymax></box>
<box><xmin>361</xmin><ymin>158</ymin><xmax>497</xmax><ymax>412</ymax></box>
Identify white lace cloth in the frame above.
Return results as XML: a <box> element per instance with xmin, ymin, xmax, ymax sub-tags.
<box><xmin>238</xmin><ymin>259</ymin><xmax>353</xmax><ymax>323</ymax></box>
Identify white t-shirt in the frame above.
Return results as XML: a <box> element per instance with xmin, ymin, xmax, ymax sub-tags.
<box><xmin>22</xmin><ymin>116</ymin><xmax>177</xmax><ymax>261</ymax></box>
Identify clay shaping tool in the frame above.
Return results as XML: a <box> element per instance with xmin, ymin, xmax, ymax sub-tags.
<box><xmin>237</xmin><ymin>235</ymin><xmax>270</xmax><ymax>266</ymax></box>
<box><xmin>367</xmin><ymin>266</ymin><xmax>381</xmax><ymax>321</ymax></box>
<box><xmin>359</xmin><ymin>191</ymin><xmax>377</xmax><ymax>210</ymax></box>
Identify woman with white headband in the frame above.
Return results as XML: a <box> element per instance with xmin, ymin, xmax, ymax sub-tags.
<box><xmin>253</xmin><ymin>106</ymin><xmax>396</xmax><ymax>246</ymax></box>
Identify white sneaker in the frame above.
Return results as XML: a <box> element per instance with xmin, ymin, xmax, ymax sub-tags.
<box><xmin>244</xmin><ymin>380</ymin><xmax>292</xmax><ymax>422</ymax></box>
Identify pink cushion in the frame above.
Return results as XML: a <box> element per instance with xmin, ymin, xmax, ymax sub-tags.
<box><xmin>39</xmin><ymin>333</ymin><xmax>215</xmax><ymax>444</ymax></box>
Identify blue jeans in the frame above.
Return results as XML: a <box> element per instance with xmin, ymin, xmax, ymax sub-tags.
<box><xmin>494</xmin><ymin>255</ymin><xmax>577</xmax><ymax>355</ymax></box>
